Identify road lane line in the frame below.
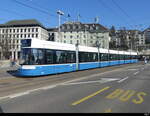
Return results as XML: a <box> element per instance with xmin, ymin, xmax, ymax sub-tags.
<box><xmin>0</xmin><ymin>85</ymin><xmax>58</xmax><ymax>101</ymax></box>
<box><xmin>71</xmin><ymin>86</ymin><xmax>110</xmax><ymax>106</ymax></box>
<box><xmin>118</xmin><ymin>77</ymin><xmax>129</xmax><ymax>83</ymax></box>
<box><xmin>134</xmin><ymin>71</ymin><xmax>139</xmax><ymax>75</ymax></box>
<box><xmin>9</xmin><ymin>92</ymin><xmax>30</xmax><ymax>99</ymax></box>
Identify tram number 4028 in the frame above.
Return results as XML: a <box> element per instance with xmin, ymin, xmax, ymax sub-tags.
<box><xmin>106</xmin><ymin>89</ymin><xmax>147</xmax><ymax>104</ymax></box>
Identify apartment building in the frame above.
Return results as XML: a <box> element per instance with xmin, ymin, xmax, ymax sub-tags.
<box><xmin>48</xmin><ymin>22</ymin><xmax>110</xmax><ymax>49</ymax></box>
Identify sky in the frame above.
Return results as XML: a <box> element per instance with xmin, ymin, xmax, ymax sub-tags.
<box><xmin>0</xmin><ymin>0</ymin><xmax>150</xmax><ymax>30</ymax></box>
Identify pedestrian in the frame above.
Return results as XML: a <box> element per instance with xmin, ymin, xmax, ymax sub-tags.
<box><xmin>10</xmin><ymin>57</ymin><xmax>15</xmax><ymax>67</ymax></box>
<box><xmin>144</xmin><ymin>57</ymin><xmax>147</xmax><ymax>64</ymax></box>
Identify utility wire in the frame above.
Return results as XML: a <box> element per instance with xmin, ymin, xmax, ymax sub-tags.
<box><xmin>111</xmin><ymin>0</ymin><xmax>137</xmax><ymax>29</ymax></box>
<box><xmin>0</xmin><ymin>7</ymin><xmax>54</xmax><ymax>27</ymax></box>
<box><xmin>97</xmin><ymin>0</ymin><xmax>131</xmax><ymax>29</ymax></box>
<box><xmin>0</xmin><ymin>8</ymin><xmax>26</xmax><ymax>17</ymax></box>
<box><xmin>13</xmin><ymin>0</ymin><xmax>59</xmax><ymax>19</ymax></box>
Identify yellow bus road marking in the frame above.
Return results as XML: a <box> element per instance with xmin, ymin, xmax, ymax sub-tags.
<box><xmin>104</xmin><ymin>108</ymin><xmax>112</xmax><ymax>113</ymax></box>
<box><xmin>106</xmin><ymin>89</ymin><xmax>147</xmax><ymax>104</ymax></box>
<box><xmin>71</xmin><ymin>86</ymin><xmax>110</xmax><ymax>106</ymax></box>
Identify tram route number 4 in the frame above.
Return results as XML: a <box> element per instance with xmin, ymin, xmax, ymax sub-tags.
<box><xmin>106</xmin><ymin>89</ymin><xmax>147</xmax><ymax>104</ymax></box>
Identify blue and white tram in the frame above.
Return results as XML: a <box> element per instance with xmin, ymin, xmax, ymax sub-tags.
<box><xmin>17</xmin><ymin>38</ymin><xmax>139</xmax><ymax>77</ymax></box>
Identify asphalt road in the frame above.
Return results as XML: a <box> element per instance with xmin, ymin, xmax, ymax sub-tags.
<box><xmin>0</xmin><ymin>62</ymin><xmax>150</xmax><ymax>113</ymax></box>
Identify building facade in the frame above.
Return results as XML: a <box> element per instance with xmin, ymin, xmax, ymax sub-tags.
<box><xmin>144</xmin><ymin>28</ymin><xmax>150</xmax><ymax>44</ymax></box>
<box><xmin>48</xmin><ymin>22</ymin><xmax>110</xmax><ymax>49</ymax></box>
<box><xmin>0</xmin><ymin>19</ymin><xmax>49</xmax><ymax>60</ymax></box>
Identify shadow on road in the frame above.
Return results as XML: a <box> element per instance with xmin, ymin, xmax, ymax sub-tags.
<box><xmin>7</xmin><ymin>70</ymin><xmax>18</xmax><ymax>77</ymax></box>
<box><xmin>0</xmin><ymin>106</ymin><xmax>4</xmax><ymax>113</ymax></box>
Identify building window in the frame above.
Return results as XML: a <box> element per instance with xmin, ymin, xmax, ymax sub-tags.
<box><xmin>70</xmin><ymin>35</ymin><xmax>73</xmax><ymax>39</ymax></box>
<box><xmin>32</xmin><ymin>28</ymin><xmax>34</xmax><ymax>32</ymax></box>
<box><xmin>32</xmin><ymin>34</ymin><xmax>34</xmax><ymax>38</ymax></box>
<box><xmin>24</xmin><ymin>29</ymin><xmax>26</xmax><ymax>32</ymax></box>
<box><xmin>28</xmin><ymin>34</ymin><xmax>30</xmax><ymax>38</ymax></box>
<box><xmin>13</xmin><ymin>29</ymin><xmax>15</xmax><ymax>33</ymax></box>
<box><xmin>36</xmin><ymin>34</ymin><xmax>38</xmax><ymax>38</ymax></box>
<box><xmin>28</xmin><ymin>28</ymin><xmax>30</xmax><ymax>32</ymax></box>
<box><xmin>36</xmin><ymin>28</ymin><xmax>38</xmax><ymax>32</ymax></box>
<box><xmin>64</xmin><ymin>40</ymin><xmax>66</xmax><ymax>43</ymax></box>
<box><xmin>17</xmin><ymin>29</ymin><xmax>19</xmax><ymax>32</ymax></box>
<box><xmin>21</xmin><ymin>29</ymin><xmax>23</xmax><ymax>32</ymax></box>
<box><xmin>24</xmin><ymin>34</ymin><xmax>26</xmax><ymax>38</ymax></box>
<box><xmin>64</xmin><ymin>35</ymin><xmax>66</xmax><ymax>38</ymax></box>
<box><xmin>70</xmin><ymin>40</ymin><xmax>73</xmax><ymax>44</ymax></box>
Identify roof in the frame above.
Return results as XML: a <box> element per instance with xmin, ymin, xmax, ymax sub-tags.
<box><xmin>47</xmin><ymin>21</ymin><xmax>109</xmax><ymax>33</ymax></box>
<box><xmin>47</xmin><ymin>28</ymin><xmax>58</xmax><ymax>32</ymax></box>
<box><xmin>0</xmin><ymin>19</ymin><xmax>45</xmax><ymax>29</ymax></box>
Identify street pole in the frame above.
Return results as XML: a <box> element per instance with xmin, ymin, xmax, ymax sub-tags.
<box><xmin>96</xmin><ymin>41</ymin><xmax>101</xmax><ymax>68</ymax></box>
<box><xmin>130</xmin><ymin>39</ymin><xmax>132</xmax><ymax>63</ymax></box>
<box><xmin>84</xmin><ymin>25</ymin><xmax>88</xmax><ymax>46</ymax></box>
<box><xmin>75</xmin><ymin>41</ymin><xmax>79</xmax><ymax>71</ymax></box>
<box><xmin>57</xmin><ymin>10</ymin><xmax>64</xmax><ymax>43</ymax></box>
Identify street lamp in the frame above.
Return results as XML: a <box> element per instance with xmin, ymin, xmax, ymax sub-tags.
<box><xmin>57</xmin><ymin>10</ymin><xmax>64</xmax><ymax>43</ymax></box>
<box><xmin>96</xmin><ymin>41</ymin><xmax>101</xmax><ymax>67</ymax></box>
<box><xmin>84</xmin><ymin>25</ymin><xmax>89</xmax><ymax>46</ymax></box>
<box><xmin>75</xmin><ymin>41</ymin><xmax>79</xmax><ymax>70</ymax></box>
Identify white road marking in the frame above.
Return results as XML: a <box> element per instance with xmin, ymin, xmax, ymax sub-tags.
<box><xmin>9</xmin><ymin>92</ymin><xmax>30</xmax><ymax>99</ymax></box>
<box><xmin>142</xmin><ymin>67</ymin><xmax>145</xmax><ymax>70</ymax></box>
<box><xmin>118</xmin><ymin>77</ymin><xmax>129</xmax><ymax>83</ymax></box>
<box><xmin>41</xmin><ymin>85</ymin><xmax>57</xmax><ymax>90</ymax></box>
<box><xmin>128</xmin><ymin>69</ymin><xmax>139</xmax><ymax>71</ymax></box>
<box><xmin>0</xmin><ymin>85</ymin><xmax>58</xmax><ymax>100</ymax></box>
<box><xmin>134</xmin><ymin>71</ymin><xmax>139</xmax><ymax>75</ymax></box>
<box><xmin>61</xmin><ymin>80</ymin><xmax>104</xmax><ymax>85</ymax></box>
<box><xmin>62</xmin><ymin>78</ymin><xmax>120</xmax><ymax>86</ymax></box>
<box><xmin>101</xmin><ymin>78</ymin><xmax>120</xmax><ymax>81</ymax></box>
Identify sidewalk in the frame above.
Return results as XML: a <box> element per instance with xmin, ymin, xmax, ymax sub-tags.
<box><xmin>0</xmin><ymin>60</ymin><xmax>19</xmax><ymax>79</ymax></box>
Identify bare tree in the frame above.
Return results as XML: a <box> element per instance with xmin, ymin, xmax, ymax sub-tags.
<box><xmin>0</xmin><ymin>28</ymin><xmax>11</xmax><ymax>60</ymax></box>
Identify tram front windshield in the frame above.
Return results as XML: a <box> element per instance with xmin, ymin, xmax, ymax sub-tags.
<box><xmin>20</xmin><ymin>48</ymin><xmax>45</xmax><ymax>65</ymax></box>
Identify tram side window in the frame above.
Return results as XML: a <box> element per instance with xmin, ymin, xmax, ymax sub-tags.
<box><xmin>79</xmin><ymin>52</ymin><xmax>84</xmax><ymax>62</ymax></box>
<box><xmin>117</xmin><ymin>54</ymin><xmax>120</xmax><ymax>60</ymax></box>
<box><xmin>45</xmin><ymin>50</ymin><xmax>54</xmax><ymax>64</ymax></box>
<box><xmin>55</xmin><ymin>50</ymin><xmax>76</xmax><ymax>64</ymax></box>
<box><xmin>120</xmin><ymin>55</ymin><xmax>124</xmax><ymax>60</ymax></box>
<box><xmin>101</xmin><ymin>53</ymin><xmax>108</xmax><ymax>61</ymax></box>
<box><xmin>93</xmin><ymin>53</ymin><xmax>98</xmax><ymax>62</ymax></box>
<box><xmin>79</xmin><ymin>52</ymin><xmax>98</xmax><ymax>62</ymax></box>
<box><xmin>124</xmin><ymin>55</ymin><xmax>127</xmax><ymax>60</ymax></box>
<box><xmin>56</xmin><ymin>51</ymin><xmax>67</xmax><ymax>64</ymax></box>
<box><xmin>109</xmin><ymin>54</ymin><xmax>115</xmax><ymax>61</ymax></box>
<box><xmin>66</xmin><ymin>51</ymin><xmax>76</xmax><ymax>63</ymax></box>
<box><xmin>34</xmin><ymin>49</ymin><xmax>45</xmax><ymax>65</ymax></box>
